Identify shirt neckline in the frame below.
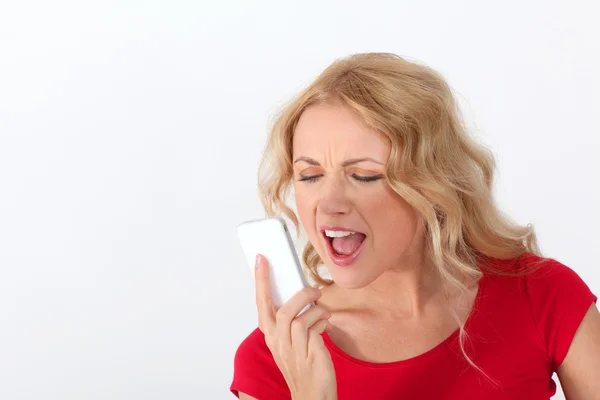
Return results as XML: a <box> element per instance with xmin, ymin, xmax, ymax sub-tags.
<box><xmin>321</xmin><ymin>270</ymin><xmax>487</xmax><ymax>369</ymax></box>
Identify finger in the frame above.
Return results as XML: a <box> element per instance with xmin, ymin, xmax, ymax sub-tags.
<box><xmin>325</xmin><ymin>321</ymin><xmax>334</xmax><ymax>333</ymax></box>
<box><xmin>307</xmin><ymin>319</ymin><xmax>329</xmax><ymax>347</ymax></box>
<box><xmin>275</xmin><ymin>287</ymin><xmax>321</xmax><ymax>347</ymax></box>
<box><xmin>290</xmin><ymin>306</ymin><xmax>330</xmax><ymax>357</ymax></box>
<box><xmin>276</xmin><ymin>286</ymin><xmax>321</xmax><ymax>322</ymax></box>
<box><xmin>254</xmin><ymin>254</ymin><xmax>275</xmax><ymax>334</ymax></box>
<box><xmin>306</xmin><ymin>319</ymin><xmax>329</xmax><ymax>358</ymax></box>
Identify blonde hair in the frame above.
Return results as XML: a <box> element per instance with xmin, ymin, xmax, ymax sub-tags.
<box><xmin>256</xmin><ymin>52</ymin><xmax>541</xmax><ymax>376</ymax></box>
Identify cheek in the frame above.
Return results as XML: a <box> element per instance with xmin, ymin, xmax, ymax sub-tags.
<box><xmin>294</xmin><ymin>187</ymin><xmax>316</xmax><ymax>230</ymax></box>
<box><xmin>365</xmin><ymin>190</ymin><xmax>421</xmax><ymax>249</ymax></box>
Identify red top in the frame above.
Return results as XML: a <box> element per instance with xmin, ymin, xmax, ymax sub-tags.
<box><xmin>230</xmin><ymin>254</ymin><xmax>597</xmax><ymax>399</ymax></box>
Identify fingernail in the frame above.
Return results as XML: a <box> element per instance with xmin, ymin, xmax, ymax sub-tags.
<box><xmin>255</xmin><ymin>254</ymin><xmax>262</xmax><ymax>268</ymax></box>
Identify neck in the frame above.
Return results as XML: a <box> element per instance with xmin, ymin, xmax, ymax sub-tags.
<box><xmin>339</xmin><ymin>250</ymin><xmax>445</xmax><ymax>318</ymax></box>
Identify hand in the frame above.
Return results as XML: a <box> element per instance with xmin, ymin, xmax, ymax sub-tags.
<box><xmin>254</xmin><ymin>254</ymin><xmax>337</xmax><ymax>400</ymax></box>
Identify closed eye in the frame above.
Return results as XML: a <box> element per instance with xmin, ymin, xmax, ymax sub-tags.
<box><xmin>298</xmin><ymin>174</ymin><xmax>323</xmax><ymax>183</ymax></box>
<box><xmin>298</xmin><ymin>174</ymin><xmax>384</xmax><ymax>183</ymax></box>
<box><xmin>352</xmin><ymin>173</ymin><xmax>384</xmax><ymax>183</ymax></box>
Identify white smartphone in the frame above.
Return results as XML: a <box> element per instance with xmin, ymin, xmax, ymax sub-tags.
<box><xmin>237</xmin><ymin>216</ymin><xmax>311</xmax><ymax>311</ymax></box>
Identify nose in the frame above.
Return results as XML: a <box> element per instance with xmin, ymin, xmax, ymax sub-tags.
<box><xmin>316</xmin><ymin>174</ymin><xmax>352</xmax><ymax>216</ymax></box>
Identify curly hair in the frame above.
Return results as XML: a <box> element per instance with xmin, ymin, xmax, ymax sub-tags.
<box><xmin>256</xmin><ymin>52</ymin><xmax>542</xmax><ymax>377</ymax></box>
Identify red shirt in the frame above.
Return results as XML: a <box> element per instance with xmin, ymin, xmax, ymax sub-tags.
<box><xmin>230</xmin><ymin>254</ymin><xmax>597</xmax><ymax>399</ymax></box>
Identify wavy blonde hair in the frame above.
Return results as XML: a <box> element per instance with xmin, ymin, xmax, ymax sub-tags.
<box><xmin>256</xmin><ymin>52</ymin><xmax>542</xmax><ymax>376</ymax></box>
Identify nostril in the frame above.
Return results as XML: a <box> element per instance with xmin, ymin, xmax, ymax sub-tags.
<box><xmin>317</xmin><ymin>202</ymin><xmax>351</xmax><ymax>216</ymax></box>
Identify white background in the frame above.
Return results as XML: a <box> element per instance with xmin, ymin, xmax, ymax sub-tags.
<box><xmin>1</xmin><ymin>1</ymin><xmax>598</xmax><ymax>399</ymax></box>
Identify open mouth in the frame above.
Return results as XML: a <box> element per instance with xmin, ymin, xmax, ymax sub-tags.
<box><xmin>321</xmin><ymin>228</ymin><xmax>366</xmax><ymax>266</ymax></box>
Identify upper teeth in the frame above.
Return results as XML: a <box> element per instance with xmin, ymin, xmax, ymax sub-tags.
<box><xmin>325</xmin><ymin>230</ymin><xmax>356</xmax><ymax>238</ymax></box>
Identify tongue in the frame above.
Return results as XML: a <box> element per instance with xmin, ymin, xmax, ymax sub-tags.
<box><xmin>332</xmin><ymin>233</ymin><xmax>366</xmax><ymax>255</ymax></box>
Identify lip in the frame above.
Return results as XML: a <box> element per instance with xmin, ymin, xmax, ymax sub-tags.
<box><xmin>319</xmin><ymin>225</ymin><xmax>365</xmax><ymax>234</ymax></box>
<box><xmin>319</xmin><ymin>225</ymin><xmax>366</xmax><ymax>267</ymax></box>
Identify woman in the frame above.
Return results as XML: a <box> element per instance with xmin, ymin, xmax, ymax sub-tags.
<box><xmin>230</xmin><ymin>53</ymin><xmax>599</xmax><ymax>399</ymax></box>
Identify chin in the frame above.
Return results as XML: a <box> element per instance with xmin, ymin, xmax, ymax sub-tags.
<box><xmin>323</xmin><ymin>260</ymin><xmax>382</xmax><ymax>290</ymax></box>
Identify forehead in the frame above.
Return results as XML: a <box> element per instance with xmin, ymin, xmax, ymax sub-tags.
<box><xmin>292</xmin><ymin>103</ymin><xmax>390</xmax><ymax>160</ymax></box>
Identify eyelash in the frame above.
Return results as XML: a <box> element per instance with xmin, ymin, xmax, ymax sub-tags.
<box><xmin>298</xmin><ymin>174</ymin><xmax>384</xmax><ymax>183</ymax></box>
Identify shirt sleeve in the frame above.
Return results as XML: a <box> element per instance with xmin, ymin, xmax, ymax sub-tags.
<box><xmin>525</xmin><ymin>256</ymin><xmax>597</xmax><ymax>371</ymax></box>
<box><xmin>230</xmin><ymin>328</ymin><xmax>291</xmax><ymax>399</ymax></box>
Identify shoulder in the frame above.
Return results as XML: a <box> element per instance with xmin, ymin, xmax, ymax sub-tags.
<box><xmin>230</xmin><ymin>328</ymin><xmax>290</xmax><ymax>399</ymax></box>
<box><xmin>481</xmin><ymin>252</ymin><xmax>596</xmax><ymax>314</ymax></box>
<box><xmin>234</xmin><ymin>327</ymin><xmax>272</xmax><ymax>363</ymax></box>
<box><xmin>482</xmin><ymin>252</ymin><xmax>597</xmax><ymax>370</ymax></box>
<box><xmin>481</xmin><ymin>252</ymin><xmax>594</xmax><ymax>294</ymax></box>
<box><xmin>518</xmin><ymin>253</ymin><xmax>594</xmax><ymax>300</ymax></box>
<box><xmin>521</xmin><ymin>252</ymin><xmax>586</xmax><ymax>281</ymax></box>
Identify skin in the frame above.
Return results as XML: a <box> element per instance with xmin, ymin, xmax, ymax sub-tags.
<box><xmin>557</xmin><ymin>304</ymin><xmax>600</xmax><ymax>399</ymax></box>
<box><xmin>240</xmin><ymin>102</ymin><xmax>600</xmax><ymax>399</ymax></box>
<box><xmin>251</xmin><ymin>256</ymin><xmax>336</xmax><ymax>400</ymax></box>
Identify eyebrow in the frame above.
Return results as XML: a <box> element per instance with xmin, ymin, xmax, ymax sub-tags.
<box><xmin>293</xmin><ymin>156</ymin><xmax>384</xmax><ymax>167</ymax></box>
